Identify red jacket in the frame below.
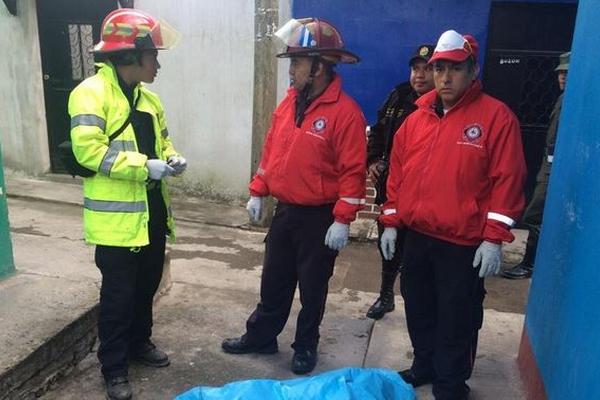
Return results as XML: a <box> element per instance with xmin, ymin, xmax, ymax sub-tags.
<box><xmin>250</xmin><ymin>75</ymin><xmax>367</xmax><ymax>224</ymax></box>
<box><xmin>380</xmin><ymin>81</ymin><xmax>526</xmax><ymax>245</ymax></box>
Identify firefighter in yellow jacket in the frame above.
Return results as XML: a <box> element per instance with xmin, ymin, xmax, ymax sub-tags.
<box><xmin>68</xmin><ymin>9</ymin><xmax>184</xmax><ymax>400</ymax></box>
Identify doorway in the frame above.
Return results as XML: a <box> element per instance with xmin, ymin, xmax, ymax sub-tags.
<box><xmin>483</xmin><ymin>1</ymin><xmax>577</xmax><ymax>201</ymax></box>
<box><xmin>36</xmin><ymin>0</ymin><xmax>118</xmax><ymax>173</ymax></box>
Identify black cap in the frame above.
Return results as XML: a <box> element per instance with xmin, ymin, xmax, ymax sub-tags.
<box><xmin>408</xmin><ymin>44</ymin><xmax>435</xmax><ymax>66</ymax></box>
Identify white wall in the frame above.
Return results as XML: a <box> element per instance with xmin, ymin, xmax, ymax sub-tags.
<box><xmin>277</xmin><ymin>0</ymin><xmax>292</xmax><ymax>102</ymax></box>
<box><xmin>0</xmin><ymin>0</ymin><xmax>50</xmax><ymax>174</ymax></box>
<box><xmin>137</xmin><ymin>0</ymin><xmax>255</xmax><ymax>199</ymax></box>
<box><xmin>0</xmin><ymin>0</ymin><xmax>295</xmax><ymax>197</ymax></box>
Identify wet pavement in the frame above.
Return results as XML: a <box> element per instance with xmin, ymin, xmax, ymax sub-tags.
<box><xmin>2</xmin><ymin>176</ymin><xmax>529</xmax><ymax>400</ymax></box>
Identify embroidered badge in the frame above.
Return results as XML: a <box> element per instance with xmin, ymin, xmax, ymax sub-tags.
<box><xmin>463</xmin><ymin>124</ymin><xmax>483</xmax><ymax>142</ymax></box>
<box><xmin>312</xmin><ymin>117</ymin><xmax>327</xmax><ymax>133</ymax></box>
<box><xmin>419</xmin><ymin>46</ymin><xmax>430</xmax><ymax>57</ymax></box>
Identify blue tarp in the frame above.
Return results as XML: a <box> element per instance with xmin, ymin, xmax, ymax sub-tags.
<box><xmin>175</xmin><ymin>367</ymin><xmax>415</xmax><ymax>400</ymax></box>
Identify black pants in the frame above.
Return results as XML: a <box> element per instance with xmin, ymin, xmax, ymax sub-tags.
<box><xmin>400</xmin><ymin>230</ymin><xmax>485</xmax><ymax>400</ymax></box>
<box><xmin>245</xmin><ymin>203</ymin><xmax>338</xmax><ymax>352</ymax></box>
<box><xmin>376</xmin><ymin>221</ymin><xmax>405</xmax><ymax>290</ymax></box>
<box><xmin>96</xmin><ymin>188</ymin><xmax>167</xmax><ymax>379</ymax></box>
<box><xmin>521</xmin><ymin>169</ymin><xmax>549</xmax><ymax>266</ymax></box>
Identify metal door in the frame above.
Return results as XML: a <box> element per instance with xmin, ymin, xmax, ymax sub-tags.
<box><xmin>483</xmin><ymin>2</ymin><xmax>577</xmax><ymax>202</ymax></box>
<box><xmin>36</xmin><ymin>0</ymin><xmax>118</xmax><ymax>172</ymax></box>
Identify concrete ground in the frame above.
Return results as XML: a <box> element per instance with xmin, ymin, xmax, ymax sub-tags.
<box><xmin>1</xmin><ymin>175</ymin><xmax>530</xmax><ymax>400</ymax></box>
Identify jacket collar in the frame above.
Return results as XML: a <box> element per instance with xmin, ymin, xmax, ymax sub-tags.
<box><xmin>96</xmin><ymin>62</ymin><xmax>141</xmax><ymax>103</ymax></box>
<box><xmin>288</xmin><ymin>74</ymin><xmax>343</xmax><ymax>110</ymax></box>
<box><xmin>416</xmin><ymin>80</ymin><xmax>483</xmax><ymax>115</ymax></box>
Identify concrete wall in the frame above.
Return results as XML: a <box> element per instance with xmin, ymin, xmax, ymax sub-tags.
<box><xmin>519</xmin><ymin>1</ymin><xmax>600</xmax><ymax>398</ymax></box>
<box><xmin>0</xmin><ymin>0</ymin><xmax>50</xmax><ymax>174</ymax></box>
<box><xmin>136</xmin><ymin>0</ymin><xmax>256</xmax><ymax>199</ymax></box>
<box><xmin>276</xmin><ymin>0</ymin><xmax>292</xmax><ymax>102</ymax></box>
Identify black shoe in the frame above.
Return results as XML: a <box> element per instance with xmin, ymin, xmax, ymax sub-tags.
<box><xmin>398</xmin><ymin>368</ymin><xmax>433</xmax><ymax>387</ymax></box>
<box><xmin>452</xmin><ymin>383</ymin><xmax>471</xmax><ymax>400</ymax></box>
<box><xmin>366</xmin><ymin>295</ymin><xmax>395</xmax><ymax>320</ymax></box>
<box><xmin>221</xmin><ymin>336</ymin><xmax>278</xmax><ymax>354</ymax></box>
<box><xmin>432</xmin><ymin>382</ymin><xmax>470</xmax><ymax>400</ymax></box>
<box><xmin>502</xmin><ymin>263</ymin><xmax>533</xmax><ymax>279</ymax></box>
<box><xmin>131</xmin><ymin>341</ymin><xmax>170</xmax><ymax>368</ymax></box>
<box><xmin>464</xmin><ymin>383</ymin><xmax>471</xmax><ymax>399</ymax></box>
<box><xmin>291</xmin><ymin>349</ymin><xmax>318</xmax><ymax>375</ymax></box>
<box><xmin>105</xmin><ymin>376</ymin><xmax>132</xmax><ymax>400</ymax></box>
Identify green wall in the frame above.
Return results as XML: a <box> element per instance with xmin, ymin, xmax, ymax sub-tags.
<box><xmin>0</xmin><ymin>141</ymin><xmax>15</xmax><ymax>278</ymax></box>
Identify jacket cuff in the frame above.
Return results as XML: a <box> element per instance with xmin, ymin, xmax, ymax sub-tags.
<box><xmin>334</xmin><ymin>216</ymin><xmax>352</xmax><ymax>225</ymax></box>
<box><xmin>378</xmin><ymin>212</ymin><xmax>402</xmax><ymax>228</ymax></box>
<box><xmin>126</xmin><ymin>152</ymin><xmax>148</xmax><ymax>181</ymax></box>
<box><xmin>333</xmin><ymin>198</ymin><xmax>364</xmax><ymax>224</ymax></box>
<box><xmin>483</xmin><ymin>219</ymin><xmax>515</xmax><ymax>243</ymax></box>
<box><xmin>249</xmin><ymin>177</ymin><xmax>269</xmax><ymax>197</ymax></box>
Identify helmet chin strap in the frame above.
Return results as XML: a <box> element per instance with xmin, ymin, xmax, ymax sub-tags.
<box><xmin>295</xmin><ymin>57</ymin><xmax>320</xmax><ymax>127</ymax></box>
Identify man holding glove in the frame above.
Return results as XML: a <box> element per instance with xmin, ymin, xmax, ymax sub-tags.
<box><xmin>379</xmin><ymin>30</ymin><xmax>526</xmax><ymax>400</ymax></box>
<box><xmin>68</xmin><ymin>9</ymin><xmax>184</xmax><ymax>400</ymax></box>
<box><xmin>223</xmin><ymin>18</ymin><xmax>366</xmax><ymax>375</ymax></box>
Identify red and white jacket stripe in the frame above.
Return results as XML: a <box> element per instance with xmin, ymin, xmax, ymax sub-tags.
<box><xmin>250</xmin><ymin>75</ymin><xmax>367</xmax><ymax>224</ymax></box>
<box><xmin>380</xmin><ymin>81</ymin><xmax>526</xmax><ymax>245</ymax></box>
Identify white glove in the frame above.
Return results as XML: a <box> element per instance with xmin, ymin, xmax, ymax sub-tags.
<box><xmin>146</xmin><ymin>159</ymin><xmax>175</xmax><ymax>180</ymax></box>
<box><xmin>473</xmin><ymin>241</ymin><xmax>502</xmax><ymax>278</ymax></box>
<box><xmin>380</xmin><ymin>227</ymin><xmax>397</xmax><ymax>261</ymax></box>
<box><xmin>167</xmin><ymin>156</ymin><xmax>187</xmax><ymax>175</ymax></box>
<box><xmin>324</xmin><ymin>222</ymin><xmax>350</xmax><ymax>251</ymax></box>
<box><xmin>246</xmin><ymin>196</ymin><xmax>264</xmax><ymax>222</ymax></box>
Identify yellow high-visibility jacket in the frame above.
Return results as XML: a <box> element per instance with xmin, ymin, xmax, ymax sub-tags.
<box><xmin>68</xmin><ymin>62</ymin><xmax>179</xmax><ymax>247</ymax></box>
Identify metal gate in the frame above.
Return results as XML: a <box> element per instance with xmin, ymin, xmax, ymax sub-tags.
<box><xmin>483</xmin><ymin>1</ymin><xmax>577</xmax><ymax>202</ymax></box>
<box><xmin>36</xmin><ymin>0</ymin><xmax>118</xmax><ymax>172</ymax></box>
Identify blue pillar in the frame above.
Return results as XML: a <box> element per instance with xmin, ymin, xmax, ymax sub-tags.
<box><xmin>522</xmin><ymin>1</ymin><xmax>600</xmax><ymax>398</ymax></box>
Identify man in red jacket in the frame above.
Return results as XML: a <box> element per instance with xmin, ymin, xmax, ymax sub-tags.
<box><xmin>221</xmin><ymin>18</ymin><xmax>366</xmax><ymax>375</ymax></box>
<box><xmin>379</xmin><ymin>30</ymin><xmax>526</xmax><ymax>400</ymax></box>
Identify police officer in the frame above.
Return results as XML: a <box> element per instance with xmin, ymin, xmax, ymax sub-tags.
<box><xmin>380</xmin><ymin>30</ymin><xmax>526</xmax><ymax>399</ymax></box>
<box><xmin>366</xmin><ymin>44</ymin><xmax>435</xmax><ymax>320</ymax></box>
<box><xmin>69</xmin><ymin>9</ymin><xmax>185</xmax><ymax>400</ymax></box>
<box><xmin>221</xmin><ymin>18</ymin><xmax>366</xmax><ymax>375</ymax></box>
<box><xmin>503</xmin><ymin>51</ymin><xmax>569</xmax><ymax>279</ymax></box>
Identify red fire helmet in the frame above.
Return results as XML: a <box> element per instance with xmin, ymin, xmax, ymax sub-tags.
<box><xmin>93</xmin><ymin>8</ymin><xmax>180</xmax><ymax>54</ymax></box>
<box><xmin>275</xmin><ymin>18</ymin><xmax>359</xmax><ymax>64</ymax></box>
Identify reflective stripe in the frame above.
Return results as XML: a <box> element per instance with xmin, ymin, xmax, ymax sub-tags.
<box><xmin>383</xmin><ymin>209</ymin><xmax>397</xmax><ymax>215</ymax></box>
<box><xmin>110</xmin><ymin>140</ymin><xmax>136</xmax><ymax>152</ymax></box>
<box><xmin>340</xmin><ymin>197</ymin><xmax>366</xmax><ymax>205</ymax></box>
<box><xmin>84</xmin><ymin>198</ymin><xmax>146</xmax><ymax>213</ymax></box>
<box><xmin>161</xmin><ymin>128</ymin><xmax>169</xmax><ymax>138</ymax></box>
<box><xmin>301</xmin><ymin>28</ymin><xmax>311</xmax><ymax>47</ymax></box>
<box><xmin>488</xmin><ymin>212</ymin><xmax>515</xmax><ymax>227</ymax></box>
<box><xmin>257</xmin><ymin>167</ymin><xmax>265</xmax><ymax>176</ymax></box>
<box><xmin>71</xmin><ymin>114</ymin><xmax>106</xmax><ymax>131</ymax></box>
<box><xmin>99</xmin><ymin>147</ymin><xmax>119</xmax><ymax>175</ymax></box>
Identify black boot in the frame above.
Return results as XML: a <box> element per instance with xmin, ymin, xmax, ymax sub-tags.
<box><xmin>398</xmin><ymin>368</ymin><xmax>434</xmax><ymax>387</ymax></box>
<box><xmin>221</xmin><ymin>335</ymin><xmax>278</xmax><ymax>354</ymax></box>
<box><xmin>291</xmin><ymin>348</ymin><xmax>318</xmax><ymax>375</ymax></box>
<box><xmin>502</xmin><ymin>261</ymin><xmax>533</xmax><ymax>279</ymax></box>
<box><xmin>105</xmin><ymin>376</ymin><xmax>132</xmax><ymax>400</ymax></box>
<box><xmin>130</xmin><ymin>341</ymin><xmax>170</xmax><ymax>367</ymax></box>
<box><xmin>366</xmin><ymin>265</ymin><xmax>398</xmax><ymax>320</ymax></box>
<box><xmin>503</xmin><ymin>238</ymin><xmax>536</xmax><ymax>279</ymax></box>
